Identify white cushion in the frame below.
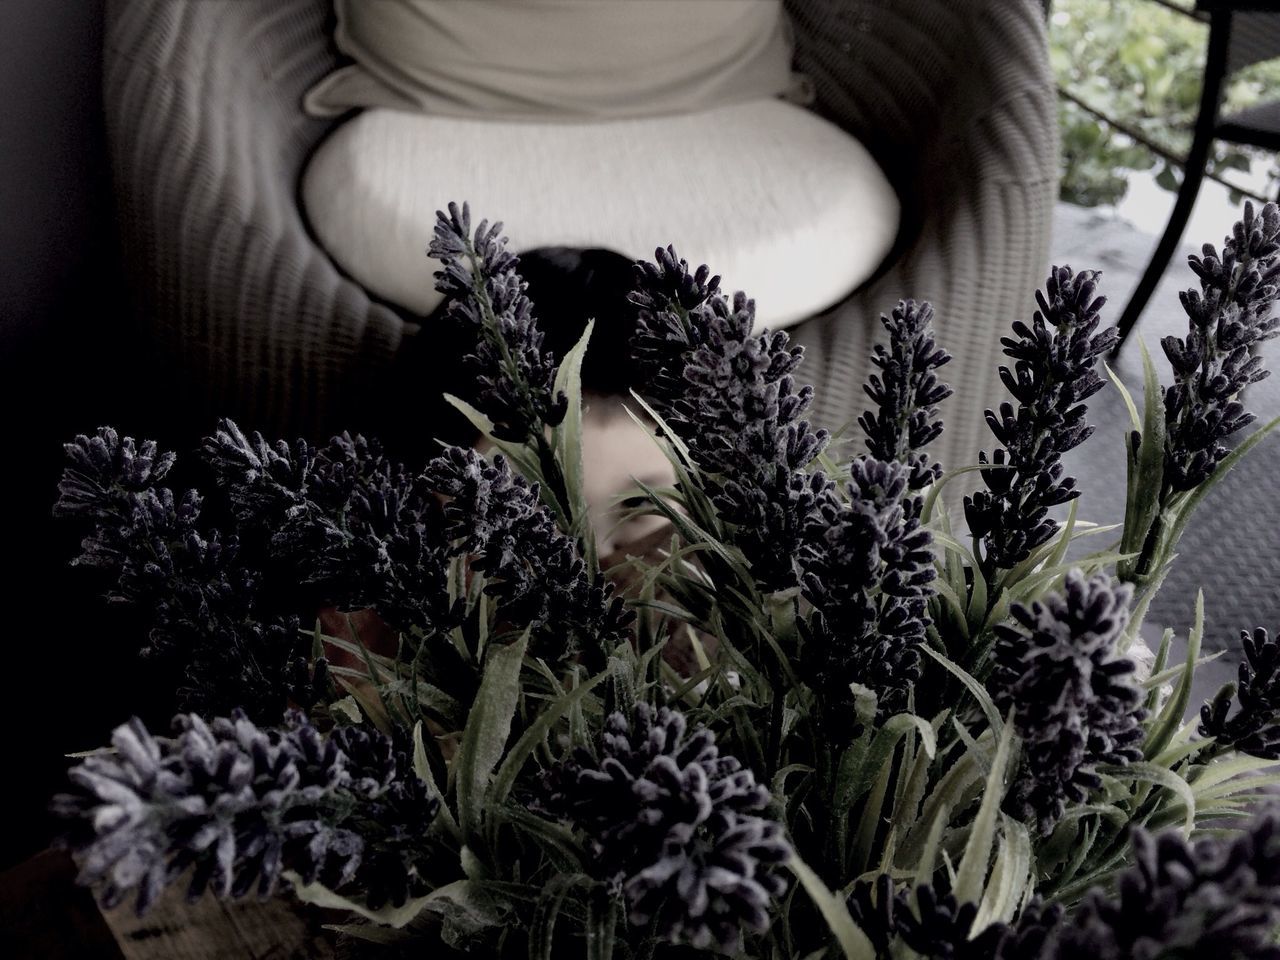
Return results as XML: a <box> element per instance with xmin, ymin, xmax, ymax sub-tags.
<box><xmin>301</xmin><ymin>99</ymin><xmax>900</xmax><ymax>332</ymax></box>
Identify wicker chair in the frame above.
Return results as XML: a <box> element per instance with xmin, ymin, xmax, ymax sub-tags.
<box><xmin>102</xmin><ymin>0</ymin><xmax>1057</xmax><ymax>473</ymax></box>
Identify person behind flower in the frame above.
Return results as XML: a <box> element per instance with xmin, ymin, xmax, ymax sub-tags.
<box><xmin>321</xmin><ymin>246</ymin><xmax>677</xmax><ymax>661</ymax></box>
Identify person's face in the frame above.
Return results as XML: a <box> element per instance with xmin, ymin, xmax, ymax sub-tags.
<box><xmin>579</xmin><ymin>397</ymin><xmax>677</xmax><ymax>556</ymax></box>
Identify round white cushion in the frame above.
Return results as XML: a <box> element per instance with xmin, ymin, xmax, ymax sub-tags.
<box><xmin>301</xmin><ymin>99</ymin><xmax>900</xmax><ymax>332</ymax></box>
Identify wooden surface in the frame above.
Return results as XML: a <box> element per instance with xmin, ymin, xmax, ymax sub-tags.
<box><xmin>1</xmin><ymin>849</ymin><xmax>338</xmax><ymax>959</ymax></box>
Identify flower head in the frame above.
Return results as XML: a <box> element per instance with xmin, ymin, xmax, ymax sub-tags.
<box><xmin>629</xmin><ymin>248</ymin><xmax>832</xmax><ymax>590</ymax></box>
<box><xmin>429</xmin><ymin>202</ymin><xmax>567</xmax><ymax>443</ymax></box>
<box><xmin>845</xmin><ymin>874</ymin><xmax>1063</xmax><ymax>960</ymax></box>
<box><xmin>1200</xmin><ymin>626</ymin><xmax>1280</xmax><ymax>759</ymax></box>
<box><xmin>56</xmin><ymin>426</ymin><xmax>315</xmax><ymax>720</ymax></box>
<box><xmin>52</xmin><ymin>711</ymin><xmax>438</xmax><ymax>916</ymax></box>
<box><xmin>859</xmin><ymin>299</ymin><xmax>954</xmax><ymax>489</ymax></box>
<box><xmin>1052</xmin><ymin>811</ymin><xmax>1280</xmax><ymax>959</ymax></box>
<box><xmin>1162</xmin><ymin>200</ymin><xmax>1280</xmax><ymax>490</ymax></box>
<box><xmin>991</xmin><ymin>570</ymin><xmax>1145</xmax><ymax>835</ymax></box>
<box><xmin>802</xmin><ymin>457</ymin><xmax>936</xmax><ymax>719</ymax></box>
<box><xmin>426</xmin><ymin>445</ymin><xmax>632</xmax><ymax>659</ymax></box>
<box><xmin>539</xmin><ymin>703</ymin><xmax>790</xmax><ymax>953</ymax></box>
<box><xmin>965</xmin><ymin>267</ymin><xmax>1116</xmax><ymax>572</ymax></box>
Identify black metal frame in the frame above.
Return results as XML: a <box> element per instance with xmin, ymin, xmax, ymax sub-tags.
<box><xmin>1112</xmin><ymin>0</ymin><xmax>1280</xmax><ymax>353</ymax></box>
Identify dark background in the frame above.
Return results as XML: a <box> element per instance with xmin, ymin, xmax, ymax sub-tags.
<box><xmin>0</xmin><ymin>0</ymin><xmax>154</xmax><ymax>869</ymax></box>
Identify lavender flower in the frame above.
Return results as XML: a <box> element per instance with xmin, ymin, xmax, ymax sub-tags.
<box><xmin>539</xmin><ymin>703</ymin><xmax>790</xmax><ymax>953</ymax></box>
<box><xmin>859</xmin><ymin>300</ymin><xmax>954</xmax><ymax>489</ymax></box>
<box><xmin>1162</xmin><ymin>200</ymin><xmax>1280</xmax><ymax>491</ymax></box>
<box><xmin>845</xmin><ymin>875</ymin><xmax>1063</xmax><ymax>960</ymax></box>
<box><xmin>964</xmin><ymin>268</ymin><xmax>1117</xmax><ymax>572</ymax></box>
<box><xmin>629</xmin><ymin>248</ymin><xmax>832</xmax><ymax>590</ymax></box>
<box><xmin>845</xmin><ymin>873</ymin><xmax>900</xmax><ymax>957</ymax></box>
<box><xmin>200</xmin><ymin>419</ymin><xmax>312</xmax><ymax>532</ymax></box>
<box><xmin>895</xmin><ymin>883</ymin><xmax>1009</xmax><ymax>960</ymax></box>
<box><xmin>1052</xmin><ymin>812</ymin><xmax>1280</xmax><ymax>959</ymax></box>
<box><xmin>802</xmin><ymin>457</ymin><xmax>936</xmax><ymax>719</ymax></box>
<box><xmin>426</xmin><ymin>446</ymin><xmax>631</xmax><ymax>659</ymax></box>
<box><xmin>56</xmin><ymin>426</ymin><xmax>177</xmax><ymax>524</ymax></box>
<box><xmin>53</xmin><ymin>711</ymin><xmax>438</xmax><ymax>916</ymax></box>
<box><xmin>429</xmin><ymin>202</ymin><xmax>566</xmax><ymax>443</ymax></box>
<box><xmin>204</xmin><ymin>421</ymin><xmax>460</xmax><ymax>637</ymax></box>
<box><xmin>991</xmin><ymin>570</ymin><xmax>1145</xmax><ymax>835</ymax></box>
<box><xmin>55</xmin><ymin>428</ymin><xmax>313</xmax><ymax>720</ymax></box>
<box><xmin>1200</xmin><ymin>627</ymin><xmax>1280</xmax><ymax>759</ymax></box>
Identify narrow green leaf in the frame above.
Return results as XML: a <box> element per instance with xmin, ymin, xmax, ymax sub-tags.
<box><xmin>284</xmin><ymin>871</ymin><xmax>431</xmax><ymax>927</ymax></box>
<box><xmin>972</xmin><ymin>814</ymin><xmax>1031</xmax><ymax>931</ymax></box>
<box><xmin>456</xmin><ymin>634</ymin><xmax>528</xmax><ymax>841</ymax></box>
<box><xmin>443</xmin><ymin>394</ymin><xmax>550</xmax><ymax>500</ymax></box>
<box><xmin>586</xmin><ymin>889</ymin><xmax>618</xmax><ymax>960</ymax></box>
<box><xmin>413</xmin><ymin>723</ymin><xmax>461</xmax><ymax>842</ymax></box>
<box><xmin>1144</xmin><ymin>592</ymin><xmax>1202</xmax><ymax>759</ymax></box>
<box><xmin>850</xmin><ymin>757</ymin><xmax>895</xmax><ymax>874</ymax></box>
<box><xmin>922</xmin><ymin>647</ymin><xmax>1003</xmax><ymax>734</ymax></box>
<box><xmin>529</xmin><ymin>873</ymin><xmax>591</xmax><ymax>960</ymax></box>
<box><xmin>953</xmin><ymin>720</ymin><xmax>1014</xmax><ymax>904</ymax></box>
<box><xmin>491</xmin><ymin>671</ymin><xmax>608</xmax><ymax>806</ymax></box>
<box><xmin>1103</xmin><ymin>761</ymin><xmax>1196</xmax><ymax>834</ymax></box>
<box><xmin>1103</xmin><ymin>360</ymin><xmax>1142</xmax><ymax>433</ymax></box>
<box><xmin>910</xmin><ymin>801</ymin><xmax>950</xmax><ymax>887</ymax></box>
<box><xmin>1046</xmin><ymin>499</ymin><xmax>1080</xmax><ymax>573</ymax></box>
<box><xmin>1118</xmin><ymin>341</ymin><xmax>1167</xmax><ymax>580</ymax></box>
<box><xmin>626</xmin><ymin>391</ymin><xmax>694</xmax><ymax>468</ymax></box>
<box><xmin>552</xmin><ymin>320</ymin><xmax>596</xmax><ymax>568</ymax></box>
<box><xmin>1188</xmin><ymin>752</ymin><xmax>1280</xmax><ymax>794</ymax></box>
<box><xmin>1143</xmin><ymin>651</ymin><xmax>1223</xmax><ymax>691</ymax></box>
<box><xmin>922</xmin><ymin>463</ymin><xmax>1008</xmax><ymax>525</ymax></box>
<box><xmin>789</xmin><ymin>856</ymin><xmax>878</xmax><ymax>960</ymax></box>
<box><xmin>1196</xmin><ymin>771</ymin><xmax>1280</xmax><ymax>804</ymax></box>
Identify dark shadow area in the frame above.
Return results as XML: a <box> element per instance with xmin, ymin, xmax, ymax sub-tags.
<box><xmin>0</xmin><ymin>0</ymin><xmax>166</xmax><ymax>870</ymax></box>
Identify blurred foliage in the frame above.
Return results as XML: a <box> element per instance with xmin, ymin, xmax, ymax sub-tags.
<box><xmin>1051</xmin><ymin>0</ymin><xmax>1280</xmax><ymax>207</ymax></box>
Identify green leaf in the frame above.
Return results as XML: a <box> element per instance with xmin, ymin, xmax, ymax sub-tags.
<box><xmin>1103</xmin><ymin>761</ymin><xmax>1196</xmax><ymax>834</ymax></box>
<box><xmin>910</xmin><ymin>801</ymin><xmax>951</xmax><ymax>887</ymax></box>
<box><xmin>922</xmin><ymin>647</ymin><xmax>1003</xmax><ymax>734</ymax></box>
<box><xmin>789</xmin><ymin>856</ymin><xmax>878</xmax><ymax>960</ymax></box>
<box><xmin>1117</xmin><ymin>340</ymin><xmax>1167</xmax><ymax>581</ymax></box>
<box><xmin>529</xmin><ymin>873</ymin><xmax>591</xmax><ymax>960</ymax></box>
<box><xmin>491</xmin><ymin>670</ymin><xmax>608</xmax><ymax>806</ymax></box>
<box><xmin>413</xmin><ymin>723</ymin><xmax>461</xmax><ymax>842</ymax></box>
<box><xmin>626</xmin><ymin>390</ymin><xmax>694</xmax><ymax>469</ymax></box>
<box><xmin>972</xmin><ymin>814</ymin><xmax>1032</xmax><ymax>931</ymax></box>
<box><xmin>586</xmin><ymin>888</ymin><xmax>618</xmax><ymax>960</ymax></box>
<box><xmin>552</xmin><ymin>320</ymin><xmax>596</xmax><ymax>569</ymax></box>
<box><xmin>443</xmin><ymin>394</ymin><xmax>550</xmax><ymax>501</ymax></box>
<box><xmin>953</xmin><ymin>719</ymin><xmax>1014</xmax><ymax>904</ymax></box>
<box><xmin>836</xmin><ymin>713</ymin><xmax>937</xmax><ymax>826</ymax></box>
<box><xmin>1142</xmin><ymin>651</ymin><xmax>1223</xmax><ymax>691</ymax></box>
<box><xmin>1188</xmin><ymin>752</ymin><xmax>1280</xmax><ymax>795</ymax></box>
<box><xmin>284</xmin><ymin>871</ymin><xmax>431</xmax><ymax>927</ymax></box>
<box><xmin>456</xmin><ymin>633</ymin><xmax>529</xmax><ymax>842</ymax></box>
<box><xmin>330</xmin><ymin>696</ymin><xmax>362</xmax><ymax>724</ymax></box>
<box><xmin>922</xmin><ymin>463</ymin><xmax>1008</xmax><ymax>525</ymax></box>
<box><xmin>1144</xmin><ymin>592</ymin><xmax>1202</xmax><ymax>759</ymax></box>
<box><xmin>1104</xmin><ymin>360</ymin><xmax>1142</xmax><ymax>433</ymax></box>
<box><xmin>850</xmin><ymin>757</ymin><xmax>896</xmax><ymax>874</ymax></box>
<box><xmin>418</xmin><ymin>879</ymin><xmax>509</xmax><ymax>945</ymax></box>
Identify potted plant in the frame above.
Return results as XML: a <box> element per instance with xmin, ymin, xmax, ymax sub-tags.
<box><xmin>48</xmin><ymin>201</ymin><xmax>1280</xmax><ymax>958</ymax></box>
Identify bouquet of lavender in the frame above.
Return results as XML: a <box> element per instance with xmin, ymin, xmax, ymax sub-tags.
<box><xmin>51</xmin><ymin>201</ymin><xmax>1280</xmax><ymax>958</ymax></box>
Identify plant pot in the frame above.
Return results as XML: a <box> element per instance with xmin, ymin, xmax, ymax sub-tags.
<box><xmin>0</xmin><ymin>849</ymin><xmax>336</xmax><ymax>959</ymax></box>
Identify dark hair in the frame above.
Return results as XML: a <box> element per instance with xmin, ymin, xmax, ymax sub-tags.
<box><xmin>516</xmin><ymin>246</ymin><xmax>641</xmax><ymax>398</ymax></box>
